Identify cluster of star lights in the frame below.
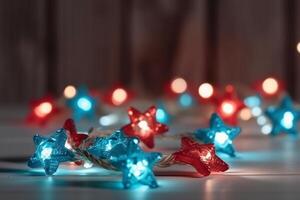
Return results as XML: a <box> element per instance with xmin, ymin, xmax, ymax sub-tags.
<box><xmin>28</xmin><ymin>110</ymin><xmax>230</xmax><ymax>189</ymax></box>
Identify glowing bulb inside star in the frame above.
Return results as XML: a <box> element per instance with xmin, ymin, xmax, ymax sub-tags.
<box><xmin>171</xmin><ymin>77</ymin><xmax>187</xmax><ymax>94</ymax></box>
<box><xmin>40</xmin><ymin>147</ymin><xmax>52</xmax><ymax>160</ymax></box>
<box><xmin>198</xmin><ymin>83</ymin><xmax>214</xmax><ymax>99</ymax></box>
<box><xmin>214</xmin><ymin>132</ymin><xmax>229</xmax><ymax>147</ymax></box>
<box><xmin>280</xmin><ymin>111</ymin><xmax>294</xmax><ymax>129</ymax></box>
<box><xmin>200</xmin><ymin>151</ymin><xmax>212</xmax><ymax>162</ymax></box>
<box><xmin>128</xmin><ymin>160</ymin><xmax>148</xmax><ymax>179</ymax></box>
<box><xmin>77</xmin><ymin>97</ymin><xmax>92</xmax><ymax>111</ymax></box>
<box><xmin>138</xmin><ymin>120</ymin><xmax>150</xmax><ymax>131</ymax></box>
<box><xmin>262</xmin><ymin>77</ymin><xmax>279</xmax><ymax>95</ymax></box>
<box><xmin>34</xmin><ymin>102</ymin><xmax>53</xmax><ymax>118</ymax></box>
<box><xmin>64</xmin><ymin>85</ymin><xmax>77</xmax><ymax>99</ymax></box>
<box><xmin>112</xmin><ymin>88</ymin><xmax>128</xmax><ymax>106</ymax></box>
<box><xmin>239</xmin><ymin>108</ymin><xmax>252</xmax><ymax>121</ymax></box>
<box><xmin>221</xmin><ymin>101</ymin><xmax>235</xmax><ymax>116</ymax></box>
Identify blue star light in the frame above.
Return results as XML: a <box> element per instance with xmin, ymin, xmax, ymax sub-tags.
<box><xmin>265</xmin><ymin>96</ymin><xmax>300</xmax><ymax>136</ymax></box>
<box><xmin>111</xmin><ymin>139</ymin><xmax>161</xmax><ymax>188</ymax></box>
<box><xmin>87</xmin><ymin>130</ymin><xmax>139</xmax><ymax>159</ymax></box>
<box><xmin>28</xmin><ymin>129</ymin><xmax>76</xmax><ymax>175</ymax></box>
<box><xmin>195</xmin><ymin>113</ymin><xmax>241</xmax><ymax>157</ymax></box>
<box><xmin>67</xmin><ymin>87</ymin><xmax>97</xmax><ymax>121</ymax></box>
<box><xmin>88</xmin><ymin>131</ymin><xmax>161</xmax><ymax>188</ymax></box>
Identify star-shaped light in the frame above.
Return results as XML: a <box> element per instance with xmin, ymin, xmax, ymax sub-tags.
<box><xmin>122</xmin><ymin>106</ymin><xmax>168</xmax><ymax>148</ymax></box>
<box><xmin>87</xmin><ymin>130</ymin><xmax>139</xmax><ymax>159</ymax></box>
<box><xmin>172</xmin><ymin>137</ymin><xmax>229</xmax><ymax>176</ymax></box>
<box><xmin>67</xmin><ymin>87</ymin><xmax>97</xmax><ymax>121</ymax></box>
<box><xmin>28</xmin><ymin>129</ymin><xmax>76</xmax><ymax>175</ymax></box>
<box><xmin>213</xmin><ymin>85</ymin><xmax>245</xmax><ymax>125</ymax></box>
<box><xmin>195</xmin><ymin>113</ymin><xmax>241</xmax><ymax>157</ymax></box>
<box><xmin>63</xmin><ymin>118</ymin><xmax>88</xmax><ymax>148</ymax></box>
<box><xmin>265</xmin><ymin>96</ymin><xmax>300</xmax><ymax>135</ymax></box>
<box><xmin>109</xmin><ymin>138</ymin><xmax>161</xmax><ymax>188</ymax></box>
<box><xmin>27</xmin><ymin>96</ymin><xmax>58</xmax><ymax>125</ymax></box>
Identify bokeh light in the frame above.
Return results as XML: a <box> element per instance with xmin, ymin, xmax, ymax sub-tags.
<box><xmin>34</xmin><ymin>102</ymin><xmax>53</xmax><ymax>118</ymax></box>
<box><xmin>198</xmin><ymin>83</ymin><xmax>214</xmax><ymax>99</ymax></box>
<box><xmin>77</xmin><ymin>97</ymin><xmax>92</xmax><ymax>111</ymax></box>
<box><xmin>112</xmin><ymin>88</ymin><xmax>128</xmax><ymax>106</ymax></box>
<box><xmin>262</xmin><ymin>77</ymin><xmax>279</xmax><ymax>95</ymax></box>
<box><xmin>64</xmin><ymin>85</ymin><xmax>77</xmax><ymax>99</ymax></box>
<box><xmin>239</xmin><ymin>107</ymin><xmax>252</xmax><ymax>121</ymax></box>
<box><xmin>221</xmin><ymin>101</ymin><xmax>235</xmax><ymax>116</ymax></box>
<box><xmin>170</xmin><ymin>77</ymin><xmax>187</xmax><ymax>94</ymax></box>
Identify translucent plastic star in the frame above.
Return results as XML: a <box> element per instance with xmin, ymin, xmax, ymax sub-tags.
<box><xmin>173</xmin><ymin>137</ymin><xmax>229</xmax><ymax>176</ymax></box>
<box><xmin>122</xmin><ymin>106</ymin><xmax>168</xmax><ymax>148</ymax></box>
<box><xmin>214</xmin><ymin>85</ymin><xmax>245</xmax><ymax>125</ymax></box>
<box><xmin>265</xmin><ymin>96</ymin><xmax>300</xmax><ymax>135</ymax></box>
<box><xmin>87</xmin><ymin>130</ymin><xmax>138</xmax><ymax>159</ymax></box>
<box><xmin>63</xmin><ymin>118</ymin><xmax>88</xmax><ymax>148</ymax></box>
<box><xmin>28</xmin><ymin>129</ymin><xmax>76</xmax><ymax>175</ymax></box>
<box><xmin>195</xmin><ymin>113</ymin><xmax>241</xmax><ymax>157</ymax></box>
<box><xmin>67</xmin><ymin>87</ymin><xmax>97</xmax><ymax>121</ymax></box>
<box><xmin>110</xmin><ymin>139</ymin><xmax>161</xmax><ymax>188</ymax></box>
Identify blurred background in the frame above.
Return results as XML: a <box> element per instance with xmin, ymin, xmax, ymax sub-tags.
<box><xmin>0</xmin><ymin>0</ymin><xmax>300</xmax><ymax>103</ymax></box>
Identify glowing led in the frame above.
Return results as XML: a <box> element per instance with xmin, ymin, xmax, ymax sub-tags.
<box><xmin>112</xmin><ymin>88</ymin><xmax>128</xmax><ymax>106</ymax></box>
<box><xmin>239</xmin><ymin>108</ymin><xmax>252</xmax><ymax>121</ymax></box>
<box><xmin>128</xmin><ymin>160</ymin><xmax>148</xmax><ymax>179</ymax></box>
<box><xmin>261</xmin><ymin>124</ymin><xmax>272</xmax><ymax>135</ymax></box>
<box><xmin>179</xmin><ymin>93</ymin><xmax>193</xmax><ymax>107</ymax></box>
<box><xmin>244</xmin><ymin>96</ymin><xmax>261</xmax><ymax>108</ymax></box>
<box><xmin>200</xmin><ymin>151</ymin><xmax>212</xmax><ymax>162</ymax></box>
<box><xmin>83</xmin><ymin>160</ymin><xmax>93</xmax><ymax>168</ymax></box>
<box><xmin>171</xmin><ymin>77</ymin><xmax>187</xmax><ymax>94</ymax></box>
<box><xmin>77</xmin><ymin>97</ymin><xmax>92</xmax><ymax>111</ymax></box>
<box><xmin>99</xmin><ymin>114</ymin><xmax>119</xmax><ymax>126</ymax></box>
<box><xmin>198</xmin><ymin>83</ymin><xmax>214</xmax><ymax>99</ymax></box>
<box><xmin>138</xmin><ymin>120</ymin><xmax>151</xmax><ymax>131</ymax></box>
<box><xmin>262</xmin><ymin>77</ymin><xmax>279</xmax><ymax>95</ymax></box>
<box><xmin>34</xmin><ymin>102</ymin><xmax>53</xmax><ymax>118</ymax></box>
<box><xmin>280</xmin><ymin>111</ymin><xmax>294</xmax><ymax>129</ymax></box>
<box><xmin>257</xmin><ymin>116</ymin><xmax>267</xmax><ymax>125</ymax></box>
<box><xmin>214</xmin><ymin>132</ymin><xmax>229</xmax><ymax>147</ymax></box>
<box><xmin>251</xmin><ymin>107</ymin><xmax>262</xmax><ymax>117</ymax></box>
<box><xmin>64</xmin><ymin>85</ymin><xmax>77</xmax><ymax>99</ymax></box>
<box><xmin>221</xmin><ymin>101</ymin><xmax>235</xmax><ymax>116</ymax></box>
<box><xmin>40</xmin><ymin>147</ymin><xmax>52</xmax><ymax>160</ymax></box>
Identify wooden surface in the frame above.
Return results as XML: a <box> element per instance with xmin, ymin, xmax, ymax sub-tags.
<box><xmin>1</xmin><ymin>105</ymin><xmax>300</xmax><ymax>199</ymax></box>
<box><xmin>1</xmin><ymin>0</ymin><xmax>300</xmax><ymax>103</ymax></box>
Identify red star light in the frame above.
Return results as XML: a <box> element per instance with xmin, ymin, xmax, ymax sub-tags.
<box><xmin>214</xmin><ymin>85</ymin><xmax>245</xmax><ymax>125</ymax></box>
<box><xmin>27</xmin><ymin>96</ymin><xmax>58</xmax><ymax>125</ymax></box>
<box><xmin>172</xmin><ymin>137</ymin><xmax>229</xmax><ymax>176</ymax></box>
<box><xmin>63</xmin><ymin>118</ymin><xmax>88</xmax><ymax>148</ymax></box>
<box><xmin>122</xmin><ymin>106</ymin><xmax>169</xmax><ymax>148</ymax></box>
